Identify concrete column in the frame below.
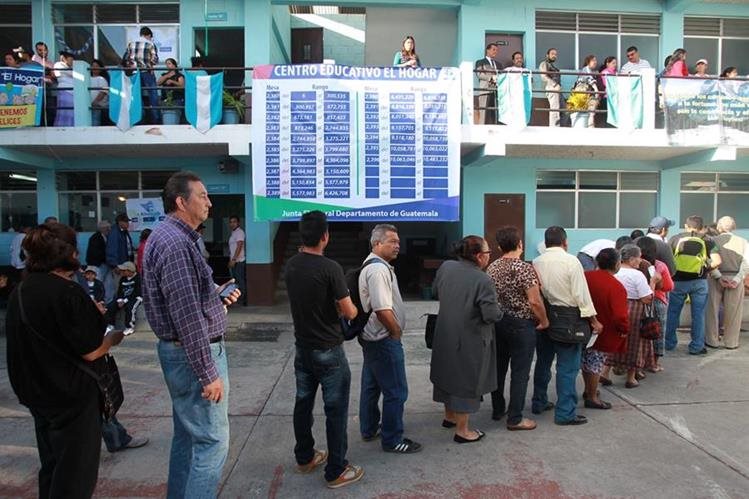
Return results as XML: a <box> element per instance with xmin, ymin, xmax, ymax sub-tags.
<box><xmin>661</xmin><ymin>10</ymin><xmax>685</xmax><ymax>66</ymax></box>
<box><xmin>31</xmin><ymin>0</ymin><xmax>53</xmax><ymax>51</ymax></box>
<box><xmin>36</xmin><ymin>168</ymin><xmax>58</xmax><ymax>223</ymax></box>
<box><xmin>659</xmin><ymin>168</ymin><xmax>681</xmax><ymax>224</ymax></box>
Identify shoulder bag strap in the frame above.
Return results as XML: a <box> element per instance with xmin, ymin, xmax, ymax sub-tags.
<box><xmin>17</xmin><ymin>281</ymin><xmax>101</xmax><ymax>381</ymax></box>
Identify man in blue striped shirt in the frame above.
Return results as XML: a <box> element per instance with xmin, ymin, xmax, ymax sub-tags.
<box><xmin>142</xmin><ymin>171</ymin><xmax>240</xmax><ymax>498</ymax></box>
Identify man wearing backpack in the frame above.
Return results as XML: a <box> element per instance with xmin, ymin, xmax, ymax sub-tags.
<box><xmin>665</xmin><ymin>216</ymin><xmax>722</xmax><ymax>355</ymax></box>
<box><xmin>358</xmin><ymin>224</ymin><xmax>422</xmax><ymax>454</ymax></box>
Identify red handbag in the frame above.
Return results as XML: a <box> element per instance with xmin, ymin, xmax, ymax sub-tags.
<box><xmin>640</xmin><ymin>303</ymin><xmax>662</xmax><ymax>340</ymax></box>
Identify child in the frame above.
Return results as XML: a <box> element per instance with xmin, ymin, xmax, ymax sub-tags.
<box><xmin>83</xmin><ymin>265</ymin><xmax>105</xmax><ymax>303</ymax></box>
<box><xmin>106</xmin><ymin>261</ymin><xmax>142</xmax><ymax>335</ymax></box>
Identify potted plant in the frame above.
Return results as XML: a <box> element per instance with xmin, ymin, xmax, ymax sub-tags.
<box><xmin>162</xmin><ymin>90</ymin><xmax>181</xmax><ymax>125</ymax></box>
<box><xmin>222</xmin><ymin>90</ymin><xmax>245</xmax><ymax>124</ymax></box>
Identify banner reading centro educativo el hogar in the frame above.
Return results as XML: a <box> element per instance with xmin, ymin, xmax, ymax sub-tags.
<box><xmin>251</xmin><ymin>64</ymin><xmax>461</xmax><ymax>221</ymax></box>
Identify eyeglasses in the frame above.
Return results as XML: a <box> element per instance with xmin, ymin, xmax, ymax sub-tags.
<box><xmin>480</xmin><ymin>250</ymin><xmax>492</xmax><ymax>255</ymax></box>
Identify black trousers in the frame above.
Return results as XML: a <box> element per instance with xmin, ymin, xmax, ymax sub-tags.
<box><xmin>30</xmin><ymin>395</ymin><xmax>101</xmax><ymax>498</ymax></box>
<box><xmin>491</xmin><ymin>315</ymin><xmax>537</xmax><ymax>425</ymax></box>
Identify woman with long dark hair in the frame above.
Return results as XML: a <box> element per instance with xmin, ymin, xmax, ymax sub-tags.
<box><xmin>430</xmin><ymin>236</ymin><xmax>501</xmax><ymax>443</ymax></box>
<box><xmin>664</xmin><ymin>48</ymin><xmax>688</xmax><ymax>77</ymax></box>
<box><xmin>393</xmin><ymin>36</ymin><xmax>421</xmax><ymax>68</ymax></box>
<box><xmin>6</xmin><ymin>223</ymin><xmax>125</xmax><ymax>497</ymax></box>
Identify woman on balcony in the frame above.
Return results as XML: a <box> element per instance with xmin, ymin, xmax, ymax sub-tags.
<box><xmin>90</xmin><ymin>59</ymin><xmax>109</xmax><ymax>126</ymax></box>
<box><xmin>53</xmin><ymin>51</ymin><xmax>75</xmax><ymax>127</ymax></box>
<box><xmin>664</xmin><ymin>48</ymin><xmax>688</xmax><ymax>77</ymax></box>
<box><xmin>598</xmin><ymin>56</ymin><xmax>617</xmax><ymax>128</ymax></box>
<box><xmin>157</xmin><ymin>58</ymin><xmax>185</xmax><ymax>105</ymax></box>
<box><xmin>393</xmin><ymin>36</ymin><xmax>421</xmax><ymax>68</ymax></box>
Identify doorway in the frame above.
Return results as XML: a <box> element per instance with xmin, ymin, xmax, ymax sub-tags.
<box><xmin>291</xmin><ymin>28</ymin><xmax>323</xmax><ymax>64</ymax></box>
<box><xmin>204</xmin><ymin>194</ymin><xmax>245</xmax><ymax>283</ymax></box>
<box><xmin>484</xmin><ymin>194</ymin><xmax>525</xmax><ymax>262</ymax></box>
<box><xmin>485</xmin><ymin>32</ymin><xmax>523</xmax><ymax>69</ymax></box>
<box><xmin>194</xmin><ymin>28</ymin><xmax>245</xmax><ymax>88</ymax></box>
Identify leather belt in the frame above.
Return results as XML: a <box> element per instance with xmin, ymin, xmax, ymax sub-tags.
<box><xmin>168</xmin><ymin>336</ymin><xmax>223</xmax><ymax>346</ymax></box>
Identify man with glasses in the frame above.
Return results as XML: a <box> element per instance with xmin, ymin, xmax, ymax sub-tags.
<box><xmin>621</xmin><ymin>46</ymin><xmax>652</xmax><ymax>73</ymax></box>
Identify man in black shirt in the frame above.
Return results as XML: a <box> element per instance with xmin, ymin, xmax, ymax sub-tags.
<box><xmin>285</xmin><ymin>211</ymin><xmax>363</xmax><ymax>489</ymax></box>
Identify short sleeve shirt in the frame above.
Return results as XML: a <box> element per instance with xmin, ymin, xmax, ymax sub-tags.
<box><xmin>285</xmin><ymin>252</ymin><xmax>350</xmax><ymax>349</ymax></box>
<box><xmin>615</xmin><ymin>267</ymin><xmax>653</xmax><ymax>299</ymax></box>
<box><xmin>359</xmin><ymin>254</ymin><xmax>406</xmax><ymax>341</ymax></box>
<box><xmin>229</xmin><ymin>227</ymin><xmax>246</xmax><ymax>262</ymax></box>
<box><xmin>487</xmin><ymin>258</ymin><xmax>539</xmax><ymax>320</ymax></box>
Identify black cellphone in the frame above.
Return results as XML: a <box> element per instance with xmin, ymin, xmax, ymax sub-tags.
<box><xmin>219</xmin><ymin>283</ymin><xmax>239</xmax><ymax>299</ymax></box>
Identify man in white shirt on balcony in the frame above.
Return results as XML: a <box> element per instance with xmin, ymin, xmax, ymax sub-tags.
<box><xmin>621</xmin><ymin>46</ymin><xmax>652</xmax><ymax>73</ymax></box>
<box><xmin>505</xmin><ymin>51</ymin><xmax>528</xmax><ymax>73</ymax></box>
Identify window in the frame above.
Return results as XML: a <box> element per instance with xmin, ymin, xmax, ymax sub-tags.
<box><xmin>684</xmin><ymin>17</ymin><xmax>749</xmax><ymax>75</ymax></box>
<box><xmin>52</xmin><ymin>3</ymin><xmax>179</xmax><ymax>65</ymax></box>
<box><xmin>57</xmin><ymin>170</ymin><xmax>175</xmax><ymax>231</ymax></box>
<box><xmin>680</xmin><ymin>172</ymin><xmax>749</xmax><ymax>228</ymax></box>
<box><xmin>535</xmin><ymin>11</ymin><xmax>660</xmax><ymax>70</ymax></box>
<box><xmin>0</xmin><ymin>171</ymin><xmax>38</xmax><ymax>232</ymax></box>
<box><xmin>536</xmin><ymin>170</ymin><xmax>659</xmax><ymax>229</ymax></box>
<box><xmin>0</xmin><ymin>4</ymin><xmax>32</xmax><ymax>60</ymax></box>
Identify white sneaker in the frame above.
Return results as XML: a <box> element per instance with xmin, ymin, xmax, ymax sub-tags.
<box><xmin>123</xmin><ymin>327</ymin><xmax>135</xmax><ymax>336</ymax></box>
<box><xmin>105</xmin><ymin>325</ymin><xmax>115</xmax><ymax>335</ymax></box>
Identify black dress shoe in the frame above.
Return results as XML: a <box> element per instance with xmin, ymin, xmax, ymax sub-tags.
<box><xmin>531</xmin><ymin>402</ymin><xmax>554</xmax><ymax>415</ymax></box>
<box><xmin>555</xmin><ymin>415</ymin><xmax>588</xmax><ymax>426</ymax></box>
<box><xmin>705</xmin><ymin>343</ymin><xmax>719</xmax><ymax>349</ymax></box>
<box><xmin>689</xmin><ymin>348</ymin><xmax>708</xmax><ymax>355</ymax></box>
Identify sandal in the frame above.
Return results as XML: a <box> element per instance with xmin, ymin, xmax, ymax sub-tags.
<box><xmin>625</xmin><ymin>381</ymin><xmax>639</xmax><ymax>389</ymax></box>
<box><xmin>600</xmin><ymin>377</ymin><xmax>613</xmax><ymax>386</ymax></box>
<box><xmin>454</xmin><ymin>430</ymin><xmax>485</xmax><ymax>443</ymax></box>
<box><xmin>442</xmin><ymin>419</ymin><xmax>456</xmax><ymax>428</ymax></box>
<box><xmin>507</xmin><ymin>418</ymin><xmax>537</xmax><ymax>431</ymax></box>
<box><xmin>635</xmin><ymin>371</ymin><xmax>647</xmax><ymax>381</ymax></box>
<box><xmin>584</xmin><ymin>399</ymin><xmax>612</xmax><ymax>410</ymax></box>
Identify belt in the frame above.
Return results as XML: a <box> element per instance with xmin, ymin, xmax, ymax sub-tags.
<box><xmin>167</xmin><ymin>336</ymin><xmax>223</xmax><ymax>346</ymax></box>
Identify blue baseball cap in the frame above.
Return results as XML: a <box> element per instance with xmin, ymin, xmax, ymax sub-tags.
<box><xmin>649</xmin><ymin>216</ymin><xmax>674</xmax><ymax>230</ymax></box>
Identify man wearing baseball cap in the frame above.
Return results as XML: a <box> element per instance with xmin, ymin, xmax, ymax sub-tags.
<box><xmin>693</xmin><ymin>59</ymin><xmax>709</xmax><ymax>77</ymax></box>
<box><xmin>646</xmin><ymin>216</ymin><xmax>676</xmax><ymax>276</ymax></box>
<box><xmin>106</xmin><ymin>261</ymin><xmax>142</xmax><ymax>336</ymax></box>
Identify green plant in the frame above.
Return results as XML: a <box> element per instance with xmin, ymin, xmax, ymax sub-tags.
<box><xmin>162</xmin><ymin>90</ymin><xmax>177</xmax><ymax>108</ymax></box>
<box><xmin>222</xmin><ymin>90</ymin><xmax>245</xmax><ymax>120</ymax></box>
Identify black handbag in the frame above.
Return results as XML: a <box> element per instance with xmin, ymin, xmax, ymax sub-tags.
<box><xmin>17</xmin><ymin>282</ymin><xmax>124</xmax><ymax>421</ymax></box>
<box><xmin>640</xmin><ymin>303</ymin><xmax>662</xmax><ymax>340</ymax></box>
<box><xmin>424</xmin><ymin>313</ymin><xmax>438</xmax><ymax>349</ymax></box>
<box><xmin>543</xmin><ymin>299</ymin><xmax>592</xmax><ymax>345</ymax></box>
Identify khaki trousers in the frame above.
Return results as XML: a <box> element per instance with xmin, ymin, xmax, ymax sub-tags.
<box><xmin>706</xmin><ymin>277</ymin><xmax>745</xmax><ymax>348</ymax></box>
<box><xmin>546</xmin><ymin>84</ymin><xmax>560</xmax><ymax>127</ymax></box>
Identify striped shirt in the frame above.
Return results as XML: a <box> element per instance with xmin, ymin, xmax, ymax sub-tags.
<box><xmin>124</xmin><ymin>37</ymin><xmax>159</xmax><ymax>69</ymax></box>
<box><xmin>142</xmin><ymin>215</ymin><xmax>227</xmax><ymax>386</ymax></box>
<box><xmin>621</xmin><ymin>59</ymin><xmax>652</xmax><ymax>73</ymax></box>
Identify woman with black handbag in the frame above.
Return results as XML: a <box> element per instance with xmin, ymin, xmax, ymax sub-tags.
<box><xmin>5</xmin><ymin>223</ymin><xmax>125</xmax><ymax>498</ymax></box>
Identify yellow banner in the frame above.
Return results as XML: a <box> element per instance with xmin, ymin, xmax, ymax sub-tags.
<box><xmin>0</xmin><ymin>104</ymin><xmax>37</xmax><ymax>128</ymax></box>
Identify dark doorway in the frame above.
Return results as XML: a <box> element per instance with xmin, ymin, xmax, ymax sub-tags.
<box><xmin>485</xmin><ymin>32</ymin><xmax>523</xmax><ymax>69</ymax></box>
<box><xmin>291</xmin><ymin>28</ymin><xmax>323</xmax><ymax>64</ymax></box>
<box><xmin>484</xmin><ymin>194</ymin><xmax>525</xmax><ymax>262</ymax></box>
<box><xmin>194</xmin><ymin>28</ymin><xmax>245</xmax><ymax>88</ymax></box>
<box><xmin>204</xmin><ymin>194</ymin><xmax>245</xmax><ymax>283</ymax></box>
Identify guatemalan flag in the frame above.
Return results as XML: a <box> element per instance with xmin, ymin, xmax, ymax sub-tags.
<box><xmin>185</xmin><ymin>72</ymin><xmax>223</xmax><ymax>133</ymax></box>
<box><xmin>605</xmin><ymin>75</ymin><xmax>644</xmax><ymax>129</ymax></box>
<box><xmin>496</xmin><ymin>71</ymin><xmax>532</xmax><ymax>128</ymax></box>
<box><xmin>109</xmin><ymin>70</ymin><xmax>142</xmax><ymax>131</ymax></box>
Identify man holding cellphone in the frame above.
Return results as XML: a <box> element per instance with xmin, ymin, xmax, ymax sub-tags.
<box><xmin>142</xmin><ymin>172</ymin><xmax>241</xmax><ymax>498</ymax></box>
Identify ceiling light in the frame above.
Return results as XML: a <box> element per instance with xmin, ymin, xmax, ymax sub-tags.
<box><xmin>9</xmin><ymin>173</ymin><xmax>37</xmax><ymax>182</ymax></box>
<box><xmin>117</xmin><ymin>196</ymin><xmax>127</xmax><ymax>202</ymax></box>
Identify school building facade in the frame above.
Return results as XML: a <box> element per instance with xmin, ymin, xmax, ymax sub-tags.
<box><xmin>1</xmin><ymin>0</ymin><xmax>749</xmax><ymax>304</ymax></box>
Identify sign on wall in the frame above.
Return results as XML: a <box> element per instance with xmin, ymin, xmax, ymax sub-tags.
<box><xmin>251</xmin><ymin>64</ymin><xmax>461</xmax><ymax>221</ymax></box>
<box><xmin>662</xmin><ymin>78</ymin><xmax>749</xmax><ymax>145</ymax></box>
<box><xmin>126</xmin><ymin>197</ymin><xmax>165</xmax><ymax>231</ymax></box>
<box><xmin>0</xmin><ymin>67</ymin><xmax>44</xmax><ymax>128</ymax></box>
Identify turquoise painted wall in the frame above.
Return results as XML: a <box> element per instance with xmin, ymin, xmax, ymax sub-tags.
<box><xmin>290</xmin><ymin>13</ymin><xmax>365</xmax><ymax>66</ymax></box>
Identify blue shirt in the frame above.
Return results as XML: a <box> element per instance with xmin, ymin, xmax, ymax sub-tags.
<box><xmin>142</xmin><ymin>215</ymin><xmax>227</xmax><ymax>385</ymax></box>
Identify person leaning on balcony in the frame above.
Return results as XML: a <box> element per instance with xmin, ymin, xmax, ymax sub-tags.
<box><xmin>621</xmin><ymin>46</ymin><xmax>652</xmax><ymax>74</ymax></box>
<box><xmin>720</xmin><ymin>67</ymin><xmax>738</xmax><ymax>79</ymax></box>
<box><xmin>53</xmin><ymin>51</ymin><xmax>75</xmax><ymax>127</ymax></box>
<box><xmin>157</xmin><ymin>57</ymin><xmax>185</xmax><ymax>104</ymax></box>
<box><xmin>393</xmin><ymin>36</ymin><xmax>421</xmax><ymax>68</ymax></box>
<box><xmin>664</xmin><ymin>48</ymin><xmax>688</xmax><ymax>77</ymax></box>
<box><xmin>475</xmin><ymin>43</ymin><xmax>501</xmax><ymax>124</ymax></box>
<box><xmin>693</xmin><ymin>59</ymin><xmax>709</xmax><ymax>77</ymax></box>
<box><xmin>706</xmin><ymin>216</ymin><xmax>749</xmax><ymax>350</ymax></box>
<box><xmin>539</xmin><ymin>48</ymin><xmax>562</xmax><ymax>127</ymax></box>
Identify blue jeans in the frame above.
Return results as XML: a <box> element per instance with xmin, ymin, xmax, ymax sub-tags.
<box><xmin>102</xmin><ymin>415</ymin><xmax>132</xmax><ymax>452</ymax></box>
<box><xmin>359</xmin><ymin>337</ymin><xmax>408</xmax><ymax>448</ymax></box>
<box><xmin>654</xmin><ymin>299</ymin><xmax>668</xmax><ymax>357</ymax></box>
<box><xmin>158</xmin><ymin>340</ymin><xmax>230</xmax><ymax>499</ymax></box>
<box><xmin>665</xmin><ymin>279</ymin><xmax>708</xmax><ymax>353</ymax></box>
<box><xmin>229</xmin><ymin>262</ymin><xmax>246</xmax><ymax>305</ymax></box>
<box><xmin>140</xmin><ymin>71</ymin><xmax>161</xmax><ymax>124</ymax></box>
<box><xmin>532</xmin><ymin>332</ymin><xmax>583</xmax><ymax>423</ymax></box>
<box><xmin>293</xmin><ymin>345</ymin><xmax>350</xmax><ymax>482</ymax></box>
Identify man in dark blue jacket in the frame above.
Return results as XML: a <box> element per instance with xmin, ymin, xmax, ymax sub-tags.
<box><xmin>106</xmin><ymin>213</ymin><xmax>135</xmax><ymax>270</ymax></box>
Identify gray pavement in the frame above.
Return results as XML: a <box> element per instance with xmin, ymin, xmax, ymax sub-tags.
<box><xmin>2</xmin><ymin>300</ymin><xmax>749</xmax><ymax>498</ymax></box>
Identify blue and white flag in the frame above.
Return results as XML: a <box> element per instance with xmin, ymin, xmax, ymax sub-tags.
<box><xmin>606</xmin><ymin>75</ymin><xmax>644</xmax><ymax>129</ymax></box>
<box><xmin>496</xmin><ymin>71</ymin><xmax>532</xmax><ymax>128</ymax></box>
<box><xmin>109</xmin><ymin>70</ymin><xmax>142</xmax><ymax>131</ymax></box>
<box><xmin>185</xmin><ymin>72</ymin><xmax>223</xmax><ymax>133</ymax></box>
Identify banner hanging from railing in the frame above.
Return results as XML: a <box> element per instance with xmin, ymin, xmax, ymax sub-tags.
<box><xmin>0</xmin><ymin>66</ymin><xmax>44</xmax><ymax>128</ymax></box>
<box><xmin>662</xmin><ymin>78</ymin><xmax>749</xmax><ymax>145</ymax></box>
<box><xmin>109</xmin><ymin>70</ymin><xmax>142</xmax><ymax>131</ymax></box>
<box><xmin>251</xmin><ymin>64</ymin><xmax>461</xmax><ymax>221</ymax></box>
